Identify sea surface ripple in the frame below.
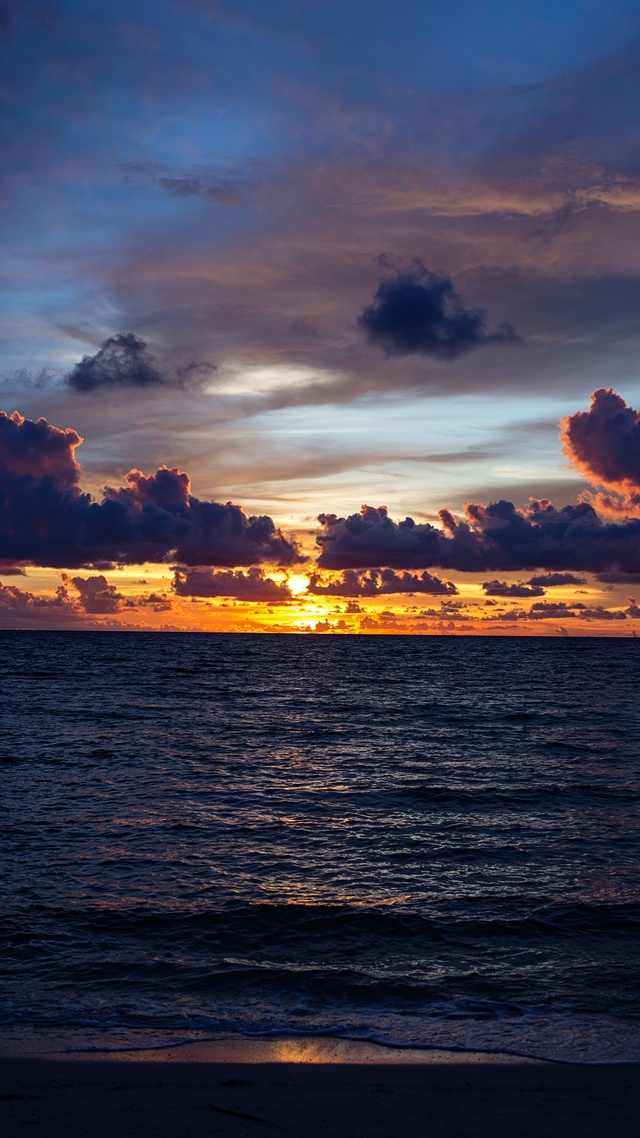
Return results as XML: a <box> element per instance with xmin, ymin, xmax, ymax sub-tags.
<box><xmin>1</xmin><ymin>632</ymin><xmax>639</xmax><ymax>1062</ymax></box>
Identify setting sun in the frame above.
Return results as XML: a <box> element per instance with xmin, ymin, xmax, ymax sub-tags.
<box><xmin>286</xmin><ymin>574</ymin><xmax>311</xmax><ymax>596</ymax></box>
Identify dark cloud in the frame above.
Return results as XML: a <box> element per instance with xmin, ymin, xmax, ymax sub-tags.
<box><xmin>306</xmin><ymin>567</ymin><xmax>457</xmax><ymax>597</ymax></box>
<box><xmin>317</xmin><ymin>505</ymin><xmax>441</xmax><ymax>570</ymax></box>
<box><xmin>1</xmin><ymin>409</ymin><xmax>82</xmax><ymax>486</ymax></box>
<box><xmin>596</xmin><ymin>570</ymin><xmax>640</xmax><ymax>584</ymax></box>
<box><xmin>358</xmin><ymin>265</ymin><xmax>520</xmax><ymax>359</ymax></box>
<box><xmin>0</xmin><ymin>573</ymin><xmax>172</xmax><ymax>627</ymax></box>
<box><xmin>579</xmin><ymin>606</ymin><xmax>628</xmax><ymax>621</ymax></box>
<box><xmin>69</xmin><ymin>574</ymin><xmax>173</xmax><ymax>614</ymax></box>
<box><xmin>529</xmin><ymin>601</ymin><xmax>584</xmax><ymax>617</ymax></box>
<box><xmin>527</xmin><ymin>599</ymin><xmax>629</xmax><ymax>622</ymax></box>
<box><xmin>0</xmin><ymin>411</ymin><xmax>301</xmax><ymax>569</ymax></box>
<box><xmin>527</xmin><ymin>572</ymin><xmax>586</xmax><ymax>586</ymax></box>
<box><xmin>70</xmin><ymin>574</ymin><xmax>124</xmax><ymax>614</ymax></box>
<box><xmin>0</xmin><ymin>579</ymin><xmax>68</xmax><ymax>617</ymax></box>
<box><xmin>481</xmin><ymin>579</ymin><xmax>545</xmax><ymax>597</ymax></box>
<box><xmin>561</xmin><ymin>388</ymin><xmax>640</xmax><ymax>495</ymax></box>
<box><xmin>173</xmin><ymin>566</ymin><xmax>292</xmax><ymax>602</ymax></box>
<box><xmin>316</xmin><ymin>497</ymin><xmax>640</xmax><ymax>576</ymax></box>
<box><xmin>65</xmin><ymin>334</ymin><xmax>216</xmax><ymax>394</ymax></box>
<box><xmin>67</xmin><ymin>334</ymin><xmax>166</xmax><ymax>392</ymax></box>
<box><xmin>484</xmin><ymin>603</ymin><xmax>580</xmax><ymax>622</ymax></box>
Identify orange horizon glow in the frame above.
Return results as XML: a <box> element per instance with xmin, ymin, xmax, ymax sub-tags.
<box><xmin>1</xmin><ymin>564</ymin><xmax>637</xmax><ymax>636</ymax></box>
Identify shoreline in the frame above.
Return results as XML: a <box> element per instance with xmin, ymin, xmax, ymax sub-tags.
<box><xmin>2</xmin><ymin>1042</ymin><xmax>640</xmax><ymax>1138</ymax></box>
<box><xmin>1</xmin><ymin>1035</ymin><xmax>548</xmax><ymax>1065</ymax></box>
<box><xmin>2</xmin><ymin>1028</ymin><xmax>639</xmax><ymax>1066</ymax></box>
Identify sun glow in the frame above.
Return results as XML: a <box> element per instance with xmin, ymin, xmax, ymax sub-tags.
<box><xmin>287</xmin><ymin>574</ymin><xmax>310</xmax><ymax>596</ymax></box>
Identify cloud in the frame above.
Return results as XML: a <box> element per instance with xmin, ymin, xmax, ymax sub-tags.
<box><xmin>529</xmin><ymin>601</ymin><xmax>583</xmax><ymax>618</ymax></box>
<box><xmin>1</xmin><ymin>410</ymin><xmax>82</xmax><ymax>486</ymax></box>
<box><xmin>596</xmin><ymin>570</ymin><xmax>640</xmax><ymax>584</ymax></box>
<box><xmin>306</xmin><ymin>567</ymin><xmax>457</xmax><ymax>596</ymax></box>
<box><xmin>527</xmin><ymin>572</ymin><xmax>586</xmax><ymax>586</ymax></box>
<box><xmin>173</xmin><ymin>566</ymin><xmax>292</xmax><ymax>602</ymax></box>
<box><xmin>0</xmin><ymin>411</ymin><xmax>301</xmax><ymax>569</ymax></box>
<box><xmin>481</xmin><ymin>579</ymin><xmax>545</xmax><ymax>597</ymax></box>
<box><xmin>561</xmin><ymin>388</ymin><xmax>640</xmax><ymax>496</ymax></box>
<box><xmin>0</xmin><ymin>579</ymin><xmax>69</xmax><ymax>618</ymax></box>
<box><xmin>67</xmin><ymin>334</ymin><xmax>166</xmax><ymax>392</ymax></box>
<box><xmin>316</xmin><ymin>505</ymin><xmax>442</xmax><ymax>570</ymax></box>
<box><xmin>358</xmin><ymin>264</ymin><xmax>520</xmax><ymax>358</ymax></box>
<box><xmin>316</xmin><ymin>497</ymin><xmax>640</xmax><ymax>576</ymax></box>
<box><xmin>0</xmin><ymin>573</ymin><xmax>173</xmax><ymax>628</ymax></box>
<box><xmin>7</xmin><ymin>3</ymin><xmax>640</xmax><ymax>423</ymax></box>
<box><xmin>70</xmin><ymin>574</ymin><xmax>124</xmax><ymax>614</ymax></box>
<box><xmin>579</xmin><ymin>606</ymin><xmax>628</xmax><ymax>621</ymax></box>
<box><xmin>67</xmin><ymin>574</ymin><xmax>173</xmax><ymax>614</ymax></box>
<box><xmin>66</xmin><ymin>334</ymin><xmax>216</xmax><ymax>394</ymax></box>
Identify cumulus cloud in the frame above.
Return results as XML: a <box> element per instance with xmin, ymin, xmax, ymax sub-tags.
<box><xmin>173</xmin><ymin>566</ymin><xmax>292</xmax><ymax>602</ymax></box>
<box><xmin>358</xmin><ymin>265</ymin><xmax>520</xmax><ymax>358</ymax></box>
<box><xmin>70</xmin><ymin>574</ymin><xmax>125</xmax><ymax>614</ymax></box>
<box><xmin>0</xmin><ymin>574</ymin><xmax>172</xmax><ymax>627</ymax></box>
<box><xmin>579</xmin><ymin>606</ymin><xmax>628</xmax><ymax>621</ymax></box>
<box><xmin>66</xmin><ymin>333</ymin><xmax>215</xmax><ymax>393</ymax></box>
<box><xmin>67</xmin><ymin>334</ymin><xmax>166</xmax><ymax>392</ymax></box>
<box><xmin>66</xmin><ymin>573</ymin><xmax>172</xmax><ymax>614</ymax></box>
<box><xmin>481</xmin><ymin>579</ymin><xmax>545</xmax><ymax>597</ymax></box>
<box><xmin>1</xmin><ymin>410</ymin><xmax>82</xmax><ymax>486</ymax></box>
<box><xmin>0</xmin><ymin>411</ymin><xmax>301</xmax><ymax>569</ymax></box>
<box><xmin>527</xmin><ymin>572</ymin><xmax>586</xmax><ymax>586</ymax></box>
<box><xmin>529</xmin><ymin>601</ymin><xmax>584</xmax><ymax>618</ymax></box>
<box><xmin>316</xmin><ymin>498</ymin><xmax>640</xmax><ymax>576</ymax></box>
<box><xmin>0</xmin><ymin>580</ymin><xmax>69</xmax><ymax>618</ymax></box>
<box><xmin>306</xmin><ymin>567</ymin><xmax>457</xmax><ymax>596</ymax></box>
<box><xmin>561</xmin><ymin>388</ymin><xmax>640</xmax><ymax>496</ymax></box>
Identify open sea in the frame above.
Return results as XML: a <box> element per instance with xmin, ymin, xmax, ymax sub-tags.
<box><xmin>1</xmin><ymin>631</ymin><xmax>639</xmax><ymax>1063</ymax></box>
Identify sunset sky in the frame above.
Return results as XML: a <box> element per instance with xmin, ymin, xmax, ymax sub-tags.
<box><xmin>3</xmin><ymin>0</ymin><xmax>640</xmax><ymax>633</ymax></box>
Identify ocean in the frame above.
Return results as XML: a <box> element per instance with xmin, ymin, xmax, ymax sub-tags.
<box><xmin>1</xmin><ymin>631</ymin><xmax>639</xmax><ymax>1063</ymax></box>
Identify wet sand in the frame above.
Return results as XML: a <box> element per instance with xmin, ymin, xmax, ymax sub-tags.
<box><xmin>1</xmin><ymin>1038</ymin><xmax>639</xmax><ymax>1137</ymax></box>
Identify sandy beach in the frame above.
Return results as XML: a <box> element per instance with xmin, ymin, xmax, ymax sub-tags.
<box><xmin>1</xmin><ymin>1039</ymin><xmax>639</xmax><ymax>1137</ymax></box>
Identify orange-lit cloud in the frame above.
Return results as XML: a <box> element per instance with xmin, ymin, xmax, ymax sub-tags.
<box><xmin>307</xmin><ymin>568</ymin><xmax>457</xmax><ymax>596</ymax></box>
<box><xmin>173</xmin><ymin>566</ymin><xmax>293</xmax><ymax>602</ymax></box>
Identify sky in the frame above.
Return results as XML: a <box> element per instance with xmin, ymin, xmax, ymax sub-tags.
<box><xmin>3</xmin><ymin>0</ymin><xmax>640</xmax><ymax>634</ymax></box>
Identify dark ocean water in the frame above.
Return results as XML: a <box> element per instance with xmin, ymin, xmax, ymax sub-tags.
<box><xmin>1</xmin><ymin>631</ymin><xmax>639</xmax><ymax>1062</ymax></box>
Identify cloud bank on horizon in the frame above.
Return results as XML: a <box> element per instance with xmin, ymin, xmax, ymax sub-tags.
<box><xmin>2</xmin><ymin>385</ymin><xmax>640</xmax><ymax>581</ymax></box>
